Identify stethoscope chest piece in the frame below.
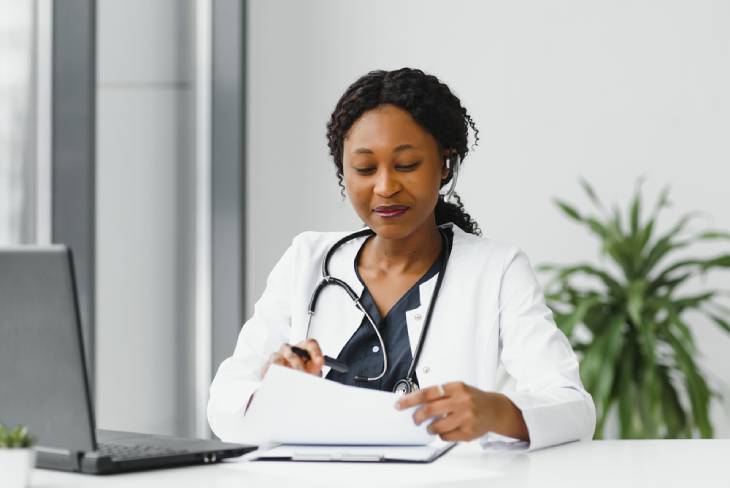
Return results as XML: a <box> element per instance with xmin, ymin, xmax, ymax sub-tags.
<box><xmin>393</xmin><ymin>378</ymin><xmax>419</xmax><ymax>396</ymax></box>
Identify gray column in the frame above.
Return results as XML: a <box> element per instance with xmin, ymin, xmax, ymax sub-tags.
<box><xmin>52</xmin><ymin>0</ymin><xmax>96</xmax><ymax>393</ymax></box>
<box><xmin>212</xmin><ymin>0</ymin><xmax>246</xmax><ymax>374</ymax></box>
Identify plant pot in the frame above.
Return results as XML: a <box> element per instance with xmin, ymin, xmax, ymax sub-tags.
<box><xmin>0</xmin><ymin>448</ymin><xmax>36</xmax><ymax>488</ymax></box>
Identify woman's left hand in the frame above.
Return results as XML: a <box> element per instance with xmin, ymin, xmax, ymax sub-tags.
<box><xmin>395</xmin><ymin>382</ymin><xmax>529</xmax><ymax>442</ymax></box>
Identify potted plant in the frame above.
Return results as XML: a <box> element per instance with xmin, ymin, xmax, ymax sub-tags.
<box><xmin>0</xmin><ymin>423</ymin><xmax>35</xmax><ymax>487</ymax></box>
<box><xmin>540</xmin><ymin>179</ymin><xmax>730</xmax><ymax>439</ymax></box>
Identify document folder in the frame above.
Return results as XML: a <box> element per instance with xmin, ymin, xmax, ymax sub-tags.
<box><xmin>252</xmin><ymin>441</ymin><xmax>456</xmax><ymax>463</ymax></box>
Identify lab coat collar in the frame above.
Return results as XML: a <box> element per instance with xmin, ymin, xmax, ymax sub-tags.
<box><xmin>318</xmin><ymin>223</ymin><xmax>465</xmax><ymax>365</ymax></box>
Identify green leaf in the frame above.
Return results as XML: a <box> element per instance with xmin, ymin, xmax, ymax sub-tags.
<box><xmin>555</xmin><ymin>199</ymin><xmax>584</xmax><ymax>223</ymax></box>
<box><xmin>696</xmin><ymin>230</ymin><xmax>730</xmax><ymax>240</ymax></box>
<box><xmin>604</xmin><ymin>239</ymin><xmax>636</xmax><ymax>279</ymax></box>
<box><xmin>640</xmin><ymin>212</ymin><xmax>701</xmax><ymax>275</ymax></box>
<box><xmin>700</xmin><ymin>255</ymin><xmax>730</xmax><ymax>271</ymax></box>
<box><xmin>611</xmin><ymin>205</ymin><xmax>624</xmax><ymax>236</ymax></box>
<box><xmin>704</xmin><ymin>312</ymin><xmax>730</xmax><ymax>334</ymax></box>
<box><xmin>673</xmin><ymin>292</ymin><xmax>716</xmax><ymax>312</ymax></box>
<box><xmin>637</xmin><ymin>220</ymin><xmax>655</xmax><ymax>255</ymax></box>
<box><xmin>580</xmin><ymin>314</ymin><xmax>625</xmax><ymax>431</ymax></box>
<box><xmin>635</xmin><ymin>316</ymin><xmax>660</xmax><ymax>437</ymax></box>
<box><xmin>626</xmin><ymin>280</ymin><xmax>648</xmax><ymax>325</ymax></box>
<box><xmin>586</xmin><ymin>217</ymin><xmax>611</xmax><ymax>240</ymax></box>
<box><xmin>630</xmin><ymin>186</ymin><xmax>642</xmax><ymax>238</ymax></box>
<box><xmin>649</xmin><ymin>271</ymin><xmax>693</xmax><ymax>295</ymax></box>
<box><xmin>667</xmin><ymin>312</ymin><xmax>696</xmax><ymax>351</ymax></box>
<box><xmin>652</xmin><ymin>254</ymin><xmax>730</xmax><ymax>290</ymax></box>
<box><xmin>657</xmin><ymin>365</ymin><xmax>689</xmax><ymax>437</ymax></box>
<box><xmin>555</xmin><ymin>295</ymin><xmax>602</xmax><ymax>338</ymax></box>
<box><xmin>545</xmin><ymin>263</ymin><xmax>624</xmax><ymax>296</ymax></box>
<box><xmin>642</xmin><ymin>238</ymin><xmax>691</xmax><ymax>278</ymax></box>
<box><xmin>616</xmin><ymin>347</ymin><xmax>636</xmax><ymax>438</ymax></box>
<box><xmin>665</xmin><ymin>333</ymin><xmax>714</xmax><ymax>437</ymax></box>
<box><xmin>579</xmin><ymin>177</ymin><xmax>604</xmax><ymax>211</ymax></box>
<box><xmin>650</xmin><ymin>184</ymin><xmax>672</xmax><ymax>218</ymax></box>
<box><xmin>650</xmin><ymin>259</ymin><xmax>707</xmax><ymax>291</ymax></box>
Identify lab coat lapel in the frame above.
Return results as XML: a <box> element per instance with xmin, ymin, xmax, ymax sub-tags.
<box><xmin>415</xmin><ymin>225</ymin><xmax>477</xmax><ymax>386</ymax></box>
<box><xmin>406</xmin><ymin>224</ymin><xmax>466</xmax><ymax>384</ymax></box>
<box><xmin>404</xmin><ymin>275</ymin><xmax>437</xmax><ymax>357</ymax></box>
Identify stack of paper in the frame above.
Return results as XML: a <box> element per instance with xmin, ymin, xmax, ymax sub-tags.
<box><xmin>240</xmin><ymin>364</ymin><xmax>435</xmax><ymax>445</ymax></box>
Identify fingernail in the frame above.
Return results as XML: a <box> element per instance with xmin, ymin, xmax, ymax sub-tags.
<box><xmin>394</xmin><ymin>400</ymin><xmax>403</xmax><ymax>409</ymax></box>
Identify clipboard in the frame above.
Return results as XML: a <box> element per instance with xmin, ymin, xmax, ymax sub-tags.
<box><xmin>251</xmin><ymin>441</ymin><xmax>456</xmax><ymax>463</ymax></box>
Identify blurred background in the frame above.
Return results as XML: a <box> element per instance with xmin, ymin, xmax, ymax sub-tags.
<box><xmin>1</xmin><ymin>0</ymin><xmax>728</xmax><ymax>440</ymax></box>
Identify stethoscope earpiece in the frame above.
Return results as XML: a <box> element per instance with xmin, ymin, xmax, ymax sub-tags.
<box><xmin>442</xmin><ymin>154</ymin><xmax>460</xmax><ymax>201</ymax></box>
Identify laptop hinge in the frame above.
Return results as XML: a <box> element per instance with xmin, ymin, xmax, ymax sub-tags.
<box><xmin>35</xmin><ymin>447</ymin><xmax>83</xmax><ymax>472</ymax></box>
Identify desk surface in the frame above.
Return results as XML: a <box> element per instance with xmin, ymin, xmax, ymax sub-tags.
<box><xmin>31</xmin><ymin>439</ymin><xmax>729</xmax><ymax>488</ymax></box>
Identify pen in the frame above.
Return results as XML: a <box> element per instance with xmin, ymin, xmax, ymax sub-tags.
<box><xmin>290</xmin><ymin>346</ymin><xmax>349</xmax><ymax>373</ymax></box>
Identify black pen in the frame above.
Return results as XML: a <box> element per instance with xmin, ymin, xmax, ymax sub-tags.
<box><xmin>290</xmin><ymin>346</ymin><xmax>349</xmax><ymax>374</ymax></box>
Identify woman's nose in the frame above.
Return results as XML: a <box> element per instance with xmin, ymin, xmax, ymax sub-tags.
<box><xmin>374</xmin><ymin>169</ymin><xmax>401</xmax><ymax>197</ymax></box>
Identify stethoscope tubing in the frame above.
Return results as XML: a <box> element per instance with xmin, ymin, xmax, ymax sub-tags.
<box><xmin>305</xmin><ymin>225</ymin><xmax>452</xmax><ymax>388</ymax></box>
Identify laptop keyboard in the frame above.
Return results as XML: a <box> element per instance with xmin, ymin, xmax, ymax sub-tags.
<box><xmin>96</xmin><ymin>443</ymin><xmax>190</xmax><ymax>460</ymax></box>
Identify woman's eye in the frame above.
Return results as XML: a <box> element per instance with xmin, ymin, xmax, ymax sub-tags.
<box><xmin>353</xmin><ymin>161</ymin><xmax>420</xmax><ymax>174</ymax></box>
<box><xmin>396</xmin><ymin>161</ymin><xmax>421</xmax><ymax>171</ymax></box>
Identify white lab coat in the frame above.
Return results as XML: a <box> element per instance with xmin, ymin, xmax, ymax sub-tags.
<box><xmin>207</xmin><ymin>224</ymin><xmax>596</xmax><ymax>451</ymax></box>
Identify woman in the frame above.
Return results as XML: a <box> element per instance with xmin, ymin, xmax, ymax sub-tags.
<box><xmin>208</xmin><ymin>68</ymin><xmax>595</xmax><ymax>450</ymax></box>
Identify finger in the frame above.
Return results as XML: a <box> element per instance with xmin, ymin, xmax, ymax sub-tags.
<box><xmin>278</xmin><ymin>344</ymin><xmax>306</xmax><ymax>371</ymax></box>
<box><xmin>296</xmin><ymin>339</ymin><xmax>325</xmax><ymax>371</ymax></box>
<box><xmin>426</xmin><ymin>411</ymin><xmax>465</xmax><ymax>435</ymax></box>
<box><xmin>412</xmin><ymin>399</ymin><xmax>453</xmax><ymax>425</ymax></box>
<box><xmin>396</xmin><ymin>384</ymin><xmax>449</xmax><ymax>410</ymax></box>
<box><xmin>439</xmin><ymin>429</ymin><xmax>469</xmax><ymax>442</ymax></box>
<box><xmin>261</xmin><ymin>352</ymin><xmax>289</xmax><ymax>377</ymax></box>
<box><xmin>297</xmin><ymin>339</ymin><xmax>324</xmax><ymax>361</ymax></box>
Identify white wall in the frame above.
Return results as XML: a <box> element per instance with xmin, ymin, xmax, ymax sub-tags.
<box><xmin>247</xmin><ymin>0</ymin><xmax>730</xmax><ymax>437</ymax></box>
<box><xmin>96</xmin><ymin>0</ymin><xmax>196</xmax><ymax>436</ymax></box>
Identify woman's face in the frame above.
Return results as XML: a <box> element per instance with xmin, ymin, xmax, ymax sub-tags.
<box><xmin>342</xmin><ymin>104</ymin><xmax>449</xmax><ymax>241</ymax></box>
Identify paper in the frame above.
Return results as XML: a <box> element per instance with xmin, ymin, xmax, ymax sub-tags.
<box><xmin>239</xmin><ymin>364</ymin><xmax>435</xmax><ymax>445</ymax></box>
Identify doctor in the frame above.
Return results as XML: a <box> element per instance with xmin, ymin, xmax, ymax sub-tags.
<box><xmin>208</xmin><ymin>67</ymin><xmax>596</xmax><ymax>450</ymax></box>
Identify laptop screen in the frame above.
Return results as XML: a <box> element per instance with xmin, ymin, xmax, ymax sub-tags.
<box><xmin>0</xmin><ymin>247</ymin><xmax>96</xmax><ymax>452</ymax></box>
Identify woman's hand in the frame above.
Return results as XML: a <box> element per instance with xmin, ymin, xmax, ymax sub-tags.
<box><xmin>395</xmin><ymin>382</ymin><xmax>529</xmax><ymax>442</ymax></box>
<box><xmin>260</xmin><ymin>339</ymin><xmax>325</xmax><ymax>378</ymax></box>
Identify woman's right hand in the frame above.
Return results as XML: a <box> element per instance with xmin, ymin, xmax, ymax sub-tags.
<box><xmin>260</xmin><ymin>339</ymin><xmax>325</xmax><ymax>378</ymax></box>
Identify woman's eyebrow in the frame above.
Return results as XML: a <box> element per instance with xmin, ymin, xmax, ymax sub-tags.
<box><xmin>352</xmin><ymin>144</ymin><xmax>417</xmax><ymax>155</ymax></box>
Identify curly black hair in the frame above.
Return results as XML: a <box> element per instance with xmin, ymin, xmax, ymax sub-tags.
<box><xmin>326</xmin><ymin>67</ymin><xmax>481</xmax><ymax>235</ymax></box>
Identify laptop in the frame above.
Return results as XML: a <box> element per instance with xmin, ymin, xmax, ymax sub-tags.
<box><xmin>0</xmin><ymin>246</ymin><xmax>256</xmax><ymax>474</ymax></box>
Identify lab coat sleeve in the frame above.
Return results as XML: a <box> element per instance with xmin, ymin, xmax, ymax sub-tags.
<box><xmin>206</xmin><ymin>235</ymin><xmax>299</xmax><ymax>442</ymax></box>
<box><xmin>482</xmin><ymin>249</ymin><xmax>596</xmax><ymax>451</ymax></box>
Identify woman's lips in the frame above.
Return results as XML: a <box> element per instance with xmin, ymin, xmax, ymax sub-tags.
<box><xmin>373</xmin><ymin>205</ymin><xmax>409</xmax><ymax>218</ymax></box>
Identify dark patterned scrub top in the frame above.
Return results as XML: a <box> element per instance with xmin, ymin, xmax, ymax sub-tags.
<box><xmin>326</xmin><ymin>230</ymin><xmax>452</xmax><ymax>392</ymax></box>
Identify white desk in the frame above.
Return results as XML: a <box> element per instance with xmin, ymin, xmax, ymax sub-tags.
<box><xmin>31</xmin><ymin>439</ymin><xmax>729</xmax><ymax>487</ymax></box>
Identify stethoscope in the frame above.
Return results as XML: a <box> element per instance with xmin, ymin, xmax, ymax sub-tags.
<box><xmin>304</xmin><ymin>224</ymin><xmax>453</xmax><ymax>396</ymax></box>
